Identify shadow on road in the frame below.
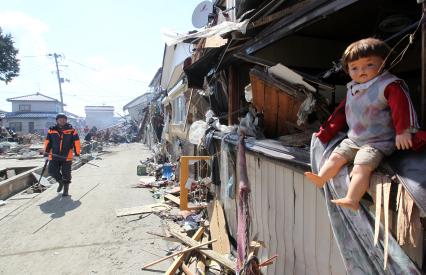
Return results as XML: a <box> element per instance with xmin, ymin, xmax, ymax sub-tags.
<box><xmin>39</xmin><ymin>195</ymin><xmax>82</xmax><ymax>219</ymax></box>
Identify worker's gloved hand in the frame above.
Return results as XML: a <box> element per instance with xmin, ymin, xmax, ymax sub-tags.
<box><xmin>73</xmin><ymin>155</ymin><xmax>80</xmax><ymax>161</ymax></box>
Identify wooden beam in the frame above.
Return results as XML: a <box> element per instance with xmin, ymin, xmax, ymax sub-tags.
<box><xmin>165</xmin><ymin>227</ymin><xmax>205</xmax><ymax>275</ymax></box>
<box><xmin>169</xmin><ymin>227</ymin><xmax>236</xmax><ymax>272</ymax></box>
<box><xmin>142</xmin><ymin>239</ymin><xmax>217</xmax><ymax>269</ymax></box>
<box><xmin>228</xmin><ymin>65</ymin><xmax>240</xmax><ymax>126</ymax></box>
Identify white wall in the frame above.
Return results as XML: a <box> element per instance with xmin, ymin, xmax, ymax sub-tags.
<box><xmin>160</xmin><ymin>43</ymin><xmax>192</xmax><ymax>90</ymax></box>
<box><xmin>11</xmin><ymin>101</ymin><xmax>61</xmax><ymax>113</ymax></box>
<box><xmin>85</xmin><ymin>112</ymin><xmax>115</xmax><ymax>129</ymax></box>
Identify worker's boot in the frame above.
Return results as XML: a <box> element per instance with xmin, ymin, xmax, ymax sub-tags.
<box><xmin>62</xmin><ymin>184</ymin><xmax>69</xmax><ymax>197</ymax></box>
<box><xmin>57</xmin><ymin>181</ymin><xmax>64</xmax><ymax>193</ymax></box>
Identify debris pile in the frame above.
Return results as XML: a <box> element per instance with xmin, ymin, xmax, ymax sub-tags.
<box><xmin>114</xmin><ymin>152</ymin><xmax>277</xmax><ymax>274</ymax></box>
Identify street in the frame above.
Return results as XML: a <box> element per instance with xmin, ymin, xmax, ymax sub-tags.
<box><xmin>0</xmin><ymin>143</ymin><xmax>170</xmax><ymax>275</ymax></box>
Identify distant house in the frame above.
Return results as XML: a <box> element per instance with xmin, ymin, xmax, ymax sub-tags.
<box><xmin>3</xmin><ymin>93</ymin><xmax>65</xmax><ymax>135</ymax></box>
<box><xmin>123</xmin><ymin>93</ymin><xmax>154</xmax><ymax>122</ymax></box>
<box><xmin>84</xmin><ymin>105</ymin><xmax>116</xmax><ymax>129</ymax></box>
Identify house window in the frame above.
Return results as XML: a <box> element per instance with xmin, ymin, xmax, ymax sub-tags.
<box><xmin>28</xmin><ymin>122</ymin><xmax>35</xmax><ymax>133</ymax></box>
<box><xmin>9</xmin><ymin>122</ymin><xmax>22</xmax><ymax>132</ymax></box>
<box><xmin>172</xmin><ymin>96</ymin><xmax>186</xmax><ymax>124</ymax></box>
<box><xmin>19</xmin><ymin>104</ymin><xmax>31</xmax><ymax>111</ymax></box>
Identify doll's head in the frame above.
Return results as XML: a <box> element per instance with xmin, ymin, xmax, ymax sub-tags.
<box><xmin>342</xmin><ymin>38</ymin><xmax>390</xmax><ymax>83</ymax></box>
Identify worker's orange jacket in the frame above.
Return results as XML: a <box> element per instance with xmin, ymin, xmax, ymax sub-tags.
<box><xmin>43</xmin><ymin>123</ymin><xmax>81</xmax><ymax>161</ymax></box>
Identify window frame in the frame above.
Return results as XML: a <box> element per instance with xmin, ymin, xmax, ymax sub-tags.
<box><xmin>9</xmin><ymin>122</ymin><xmax>22</xmax><ymax>131</ymax></box>
<box><xmin>18</xmin><ymin>104</ymin><xmax>31</xmax><ymax>112</ymax></box>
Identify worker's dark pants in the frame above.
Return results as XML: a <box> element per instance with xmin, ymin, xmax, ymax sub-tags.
<box><xmin>48</xmin><ymin>160</ymin><xmax>72</xmax><ymax>185</ymax></box>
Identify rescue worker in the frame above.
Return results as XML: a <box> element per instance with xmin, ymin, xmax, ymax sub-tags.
<box><xmin>43</xmin><ymin>113</ymin><xmax>81</xmax><ymax>196</ymax></box>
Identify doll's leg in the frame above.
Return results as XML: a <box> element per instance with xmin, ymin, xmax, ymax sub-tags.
<box><xmin>305</xmin><ymin>153</ymin><xmax>347</xmax><ymax>188</ymax></box>
<box><xmin>331</xmin><ymin>164</ymin><xmax>373</xmax><ymax>210</ymax></box>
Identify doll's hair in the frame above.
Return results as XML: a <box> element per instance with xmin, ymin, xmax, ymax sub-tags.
<box><xmin>341</xmin><ymin>38</ymin><xmax>390</xmax><ymax>73</ymax></box>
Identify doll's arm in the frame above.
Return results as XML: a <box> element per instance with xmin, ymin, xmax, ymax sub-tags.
<box><xmin>315</xmin><ymin>98</ymin><xmax>348</xmax><ymax>143</ymax></box>
<box><xmin>385</xmin><ymin>82</ymin><xmax>416</xmax><ymax>149</ymax></box>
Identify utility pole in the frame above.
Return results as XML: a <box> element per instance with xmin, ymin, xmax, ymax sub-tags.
<box><xmin>49</xmin><ymin>53</ymin><xmax>64</xmax><ymax>112</ymax></box>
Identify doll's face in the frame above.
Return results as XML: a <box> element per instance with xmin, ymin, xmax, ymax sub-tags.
<box><xmin>348</xmin><ymin>56</ymin><xmax>384</xmax><ymax>84</ymax></box>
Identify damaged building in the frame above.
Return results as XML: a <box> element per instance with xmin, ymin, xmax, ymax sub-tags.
<box><xmin>139</xmin><ymin>0</ymin><xmax>426</xmax><ymax>274</ymax></box>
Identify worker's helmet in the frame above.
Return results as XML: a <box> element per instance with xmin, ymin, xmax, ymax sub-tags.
<box><xmin>56</xmin><ymin>113</ymin><xmax>68</xmax><ymax>120</ymax></box>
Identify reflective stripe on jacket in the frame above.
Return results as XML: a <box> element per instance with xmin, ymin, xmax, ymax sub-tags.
<box><xmin>43</xmin><ymin>123</ymin><xmax>81</xmax><ymax>161</ymax></box>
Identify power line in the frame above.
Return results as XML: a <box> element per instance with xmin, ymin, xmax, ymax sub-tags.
<box><xmin>68</xmin><ymin>59</ymin><xmax>99</xmax><ymax>71</ymax></box>
<box><xmin>19</xmin><ymin>54</ymin><xmax>49</xmax><ymax>58</ymax></box>
<box><xmin>67</xmin><ymin>57</ymin><xmax>150</xmax><ymax>84</ymax></box>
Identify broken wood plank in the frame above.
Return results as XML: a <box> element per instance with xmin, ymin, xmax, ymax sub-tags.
<box><xmin>142</xmin><ymin>239</ymin><xmax>217</xmax><ymax>269</ymax></box>
<box><xmin>196</xmin><ymin>231</ymin><xmax>209</xmax><ymax>274</ymax></box>
<box><xmin>210</xmin><ymin>200</ymin><xmax>231</xmax><ymax>255</ymax></box>
<box><xmin>115</xmin><ymin>203</ymin><xmax>170</xmax><ymax>217</ymax></box>
<box><xmin>165</xmin><ymin>194</ymin><xmax>181</xmax><ymax>205</ymax></box>
<box><xmin>165</xmin><ymin>227</ymin><xmax>205</xmax><ymax>275</ymax></box>
<box><xmin>383</xmin><ymin>181</ymin><xmax>391</xmax><ymax>270</ymax></box>
<box><xmin>165</xmin><ymin>194</ymin><xmax>207</xmax><ymax>210</ymax></box>
<box><xmin>374</xmin><ymin>180</ymin><xmax>382</xmax><ymax>246</ymax></box>
<box><xmin>169</xmin><ymin>226</ymin><xmax>236</xmax><ymax>272</ymax></box>
<box><xmin>181</xmin><ymin>263</ymin><xmax>194</xmax><ymax>275</ymax></box>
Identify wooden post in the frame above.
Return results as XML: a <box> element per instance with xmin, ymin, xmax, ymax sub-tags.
<box><xmin>228</xmin><ymin>65</ymin><xmax>240</xmax><ymax>125</ymax></box>
<box><xmin>180</xmin><ymin>156</ymin><xmax>211</xmax><ymax>210</ymax></box>
<box><xmin>422</xmin><ymin>3</ymin><xmax>426</xmax><ymax>127</ymax></box>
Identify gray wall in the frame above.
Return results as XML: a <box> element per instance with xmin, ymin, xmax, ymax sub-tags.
<box><xmin>4</xmin><ymin>118</ymin><xmax>56</xmax><ymax>135</ymax></box>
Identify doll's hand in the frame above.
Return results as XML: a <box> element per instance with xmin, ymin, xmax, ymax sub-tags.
<box><xmin>395</xmin><ymin>130</ymin><xmax>412</xmax><ymax>150</ymax></box>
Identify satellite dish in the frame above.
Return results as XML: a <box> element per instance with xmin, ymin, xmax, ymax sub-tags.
<box><xmin>192</xmin><ymin>1</ymin><xmax>213</xmax><ymax>28</ymax></box>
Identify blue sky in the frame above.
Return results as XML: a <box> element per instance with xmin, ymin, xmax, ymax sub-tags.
<box><xmin>0</xmin><ymin>0</ymin><xmax>203</xmax><ymax>116</ymax></box>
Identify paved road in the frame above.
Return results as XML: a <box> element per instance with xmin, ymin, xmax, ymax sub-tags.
<box><xmin>0</xmin><ymin>143</ymin><xmax>170</xmax><ymax>275</ymax></box>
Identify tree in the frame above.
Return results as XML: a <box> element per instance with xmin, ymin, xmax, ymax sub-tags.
<box><xmin>0</xmin><ymin>27</ymin><xmax>19</xmax><ymax>84</ymax></box>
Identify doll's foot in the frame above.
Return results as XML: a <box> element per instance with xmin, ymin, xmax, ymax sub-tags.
<box><xmin>331</xmin><ymin>198</ymin><xmax>360</xmax><ymax>211</ymax></box>
<box><xmin>304</xmin><ymin>172</ymin><xmax>326</xmax><ymax>188</ymax></box>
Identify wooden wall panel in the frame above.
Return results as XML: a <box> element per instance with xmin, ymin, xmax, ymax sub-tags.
<box><xmin>294</xmin><ymin>172</ymin><xmax>306</xmax><ymax>275</ymax></box>
<box><xmin>260</xmin><ymin>157</ymin><xmax>270</xmax><ymax>262</ymax></box>
<box><xmin>315</xmin><ymin>189</ymin><xmax>332</xmax><ymax>275</ymax></box>
<box><xmin>246</xmin><ymin>154</ymin><xmax>258</xmax><ymax>241</ymax></box>
<box><xmin>241</xmin><ymin>153</ymin><xmax>346</xmax><ymax>275</ymax></box>
<box><xmin>283</xmin><ymin>167</ymin><xmax>295</xmax><ymax>275</ymax></box>
<box><xmin>275</xmin><ymin>165</ymin><xmax>286</xmax><ymax>275</ymax></box>
<box><xmin>277</xmin><ymin>92</ymin><xmax>292</xmax><ymax>135</ymax></box>
<box><xmin>250</xmin><ymin>75</ymin><xmax>265</xmax><ymax>112</ymax></box>
<box><xmin>303</xmin><ymin>176</ymin><xmax>318</xmax><ymax>275</ymax></box>
<box><xmin>263</xmin><ymin>84</ymin><xmax>279</xmax><ymax>137</ymax></box>
<box><xmin>266</xmin><ymin>162</ymin><xmax>277</xmax><ymax>275</ymax></box>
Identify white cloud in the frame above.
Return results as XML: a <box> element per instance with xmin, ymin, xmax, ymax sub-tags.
<box><xmin>0</xmin><ymin>12</ymin><xmax>157</xmax><ymax>117</ymax></box>
<box><xmin>0</xmin><ymin>11</ymin><xmax>49</xmax><ymax>57</ymax></box>
<box><xmin>58</xmin><ymin>56</ymin><xmax>156</xmax><ymax>116</ymax></box>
